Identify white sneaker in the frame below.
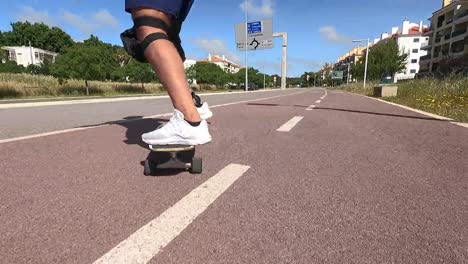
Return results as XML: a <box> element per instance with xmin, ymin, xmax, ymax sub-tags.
<box><xmin>142</xmin><ymin>109</ymin><xmax>212</xmax><ymax>146</ymax></box>
<box><xmin>197</xmin><ymin>102</ymin><xmax>213</xmax><ymax>120</ymax></box>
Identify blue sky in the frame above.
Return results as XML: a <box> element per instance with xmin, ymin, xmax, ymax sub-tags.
<box><xmin>0</xmin><ymin>0</ymin><xmax>441</xmax><ymax>77</ymax></box>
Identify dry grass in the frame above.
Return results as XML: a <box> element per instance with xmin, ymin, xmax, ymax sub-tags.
<box><xmin>331</xmin><ymin>77</ymin><xmax>468</xmax><ymax>122</ymax></box>
<box><xmin>0</xmin><ymin>73</ymin><xmax>165</xmax><ymax>99</ymax></box>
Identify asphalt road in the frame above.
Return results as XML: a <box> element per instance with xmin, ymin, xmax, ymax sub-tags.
<box><xmin>1</xmin><ymin>88</ymin><xmax>467</xmax><ymax>264</ymax></box>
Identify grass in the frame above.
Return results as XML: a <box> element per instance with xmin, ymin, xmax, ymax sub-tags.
<box><xmin>0</xmin><ymin>73</ymin><xmax>241</xmax><ymax>100</ymax></box>
<box><xmin>330</xmin><ymin>77</ymin><xmax>468</xmax><ymax>123</ymax></box>
<box><xmin>0</xmin><ymin>73</ymin><xmax>169</xmax><ymax>99</ymax></box>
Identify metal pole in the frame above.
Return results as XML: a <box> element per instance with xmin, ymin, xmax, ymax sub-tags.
<box><xmin>364</xmin><ymin>38</ymin><xmax>370</xmax><ymax>89</ymax></box>
<box><xmin>272</xmin><ymin>32</ymin><xmax>288</xmax><ymax>90</ymax></box>
<box><xmin>264</xmin><ymin>73</ymin><xmax>266</xmax><ymax>89</ymax></box>
<box><xmin>281</xmin><ymin>32</ymin><xmax>287</xmax><ymax>89</ymax></box>
<box><xmin>244</xmin><ymin>4</ymin><xmax>248</xmax><ymax>92</ymax></box>
<box><xmin>347</xmin><ymin>63</ymin><xmax>350</xmax><ymax>85</ymax></box>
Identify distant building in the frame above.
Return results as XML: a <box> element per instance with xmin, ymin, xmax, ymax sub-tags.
<box><xmin>419</xmin><ymin>0</ymin><xmax>468</xmax><ymax>74</ymax></box>
<box><xmin>183</xmin><ymin>59</ymin><xmax>197</xmax><ymax>70</ymax></box>
<box><xmin>199</xmin><ymin>54</ymin><xmax>242</xmax><ymax>74</ymax></box>
<box><xmin>334</xmin><ymin>19</ymin><xmax>430</xmax><ymax>81</ymax></box>
<box><xmin>1</xmin><ymin>46</ymin><xmax>58</xmax><ymax>67</ymax></box>
<box><xmin>390</xmin><ymin>20</ymin><xmax>430</xmax><ymax>80</ymax></box>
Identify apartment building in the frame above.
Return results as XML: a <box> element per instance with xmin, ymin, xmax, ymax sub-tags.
<box><xmin>334</xmin><ymin>19</ymin><xmax>429</xmax><ymax>81</ymax></box>
<box><xmin>334</xmin><ymin>46</ymin><xmax>366</xmax><ymax>82</ymax></box>
<box><xmin>199</xmin><ymin>54</ymin><xmax>242</xmax><ymax>74</ymax></box>
<box><xmin>392</xmin><ymin>21</ymin><xmax>430</xmax><ymax>80</ymax></box>
<box><xmin>419</xmin><ymin>0</ymin><xmax>468</xmax><ymax>74</ymax></box>
<box><xmin>1</xmin><ymin>46</ymin><xmax>58</xmax><ymax>67</ymax></box>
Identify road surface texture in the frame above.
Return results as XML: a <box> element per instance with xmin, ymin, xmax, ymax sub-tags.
<box><xmin>1</xmin><ymin>88</ymin><xmax>467</xmax><ymax>264</ymax></box>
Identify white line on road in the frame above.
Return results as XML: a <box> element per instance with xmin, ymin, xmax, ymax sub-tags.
<box><xmin>320</xmin><ymin>88</ymin><xmax>328</xmax><ymax>100</ymax></box>
<box><xmin>0</xmin><ymin>89</ymin><xmax>304</xmax><ymax>109</ymax></box>
<box><xmin>277</xmin><ymin>116</ymin><xmax>304</xmax><ymax>132</ymax></box>
<box><xmin>93</xmin><ymin>163</ymin><xmax>250</xmax><ymax>264</ymax></box>
<box><xmin>315</xmin><ymin>100</ymin><xmax>322</xmax><ymax>104</ymax></box>
<box><xmin>306</xmin><ymin>105</ymin><xmax>316</xmax><ymax>111</ymax></box>
<box><xmin>0</xmin><ymin>90</ymin><xmax>311</xmax><ymax>144</ymax></box>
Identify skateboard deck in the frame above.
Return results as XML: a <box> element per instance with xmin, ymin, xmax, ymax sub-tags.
<box><xmin>149</xmin><ymin>144</ymin><xmax>195</xmax><ymax>152</ymax></box>
<box><xmin>145</xmin><ymin>144</ymin><xmax>201</xmax><ymax>175</ymax></box>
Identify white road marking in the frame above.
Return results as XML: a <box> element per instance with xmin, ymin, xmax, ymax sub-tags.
<box><xmin>315</xmin><ymin>100</ymin><xmax>322</xmax><ymax>104</ymax></box>
<box><xmin>277</xmin><ymin>116</ymin><xmax>304</xmax><ymax>132</ymax></box>
<box><xmin>0</xmin><ymin>88</ymin><xmax>304</xmax><ymax>109</ymax></box>
<box><xmin>320</xmin><ymin>88</ymin><xmax>328</xmax><ymax>100</ymax></box>
<box><xmin>339</xmin><ymin>91</ymin><xmax>468</xmax><ymax>129</ymax></box>
<box><xmin>306</xmin><ymin>105</ymin><xmax>316</xmax><ymax>111</ymax></box>
<box><xmin>93</xmin><ymin>163</ymin><xmax>250</xmax><ymax>264</ymax></box>
<box><xmin>0</xmin><ymin>90</ymin><xmax>311</xmax><ymax>144</ymax></box>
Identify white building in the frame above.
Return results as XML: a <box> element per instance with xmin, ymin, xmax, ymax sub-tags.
<box><xmin>183</xmin><ymin>59</ymin><xmax>197</xmax><ymax>70</ymax></box>
<box><xmin>1</xmin><ymin>46</ymin><xmax>58</xmax><ymax>67</ymax></box>
<box><xmin>199</xmin><ymin>54</ymin><xmax>242</xmax><ymax>74</ymax></box>
<box><xmin>377</xmin><ymin>20</ymin><xmax>430</xmax><ymax>80</ymax></box>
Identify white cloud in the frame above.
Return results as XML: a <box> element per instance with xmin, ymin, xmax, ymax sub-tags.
<box><xmin>319</xmin><ymin>26</ymin><xmax>353</xmax><ymax>44</ymax></box>
<box><xmin>15</xmin><ymin>6</ymin><xmax>119</xmax><ymax>36</ymax></box>
<box><xmin>93</xmin><ymin>10</ymin><xmax>119</xmax><ymax>29</ymax></box>
<box><xmin>254</xmin><ymin>60</ymin><xmax>281</xmax><ymax>71</ymax></box>
<box><xmin>61</xmin><ymin>9</ymin><xmax>119</xmax><ymax>35</ymax></box>
<box><xmin>61</xmin><ymin>10</ymin><xmax>94</xmax><ymax>35</ymax></box>
<box><xmin>240</xmin><ymin>0</ymin><xmax>275</xmax><ymax>19</ymax></box>
<box><xmin>16</xmin><ymin>6</ymin><xmax>56</xmax><ymax>26</ymax></box>
<box><xmin>289</xmin><ymin>57</ymin><xmax>324</xmax><ymax>71</ymax></box>
<box><xmin>193</xmin><ymin>38</ymin><xmax>241</xmax><ymax>64</ymax></box>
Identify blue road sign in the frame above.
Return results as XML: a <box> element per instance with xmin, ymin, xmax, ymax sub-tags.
<box><xmin>247</xmin><ymin>21</ymin><xmax>262</xmax><ymax>34</ymax></box>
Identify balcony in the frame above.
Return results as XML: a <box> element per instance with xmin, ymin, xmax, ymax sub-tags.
<box><xmin>454</xmin><ymin>10</ymin><xmax>468</xmax><ymax>24</ymax></box>
<box><xmin>444</xmin><ymin>31</ymin><xmax>452</xmax><ymax>40</ymax></box>
<box><xmin>420</xmin><ymin>54</ymin><xmax>431</xmax><ymax>61</ymax></box>
<box><xmin>421</xmin><ymin>43</ymin><xmax>432</xmax><ymax>51</ymax></box>
<box><xmin>452</xmin><ymin>28</ymin><xmax>467</xmax><ymax>39</ymax></box>
<box><xmin>423</xmin><ymin>27</ymin><xmax>434</xmax><ymax>36</ymax></box>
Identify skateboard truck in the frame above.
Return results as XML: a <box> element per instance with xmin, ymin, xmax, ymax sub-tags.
<box><xmin>144</xmin><ymin>145</ymin><xmax>202</xmax><ymax>175</ymax></box>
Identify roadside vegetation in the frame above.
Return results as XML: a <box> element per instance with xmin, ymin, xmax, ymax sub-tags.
<box><xmin>330</xmin><ymin>77</ymin><xmax>468</xmax><ymax>122</ymax></box>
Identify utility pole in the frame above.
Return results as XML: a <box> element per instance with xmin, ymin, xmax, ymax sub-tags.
<box><xmin>244</xmin><ymin>4</ymin><xmax>248</xmax><ymax>91</ymax></box>
<box><xmin>352</xmin><ymin>38</ymin><xmax>370</xmax><ymax>89</ymax></box>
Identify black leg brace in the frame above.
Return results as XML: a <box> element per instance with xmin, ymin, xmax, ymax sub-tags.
<box><xmin>120</xmin><ymin>16</ymin><xmax>186</xmax><ymax>63</ymax></box>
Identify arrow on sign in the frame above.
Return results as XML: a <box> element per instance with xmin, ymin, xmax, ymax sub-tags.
<box><xmin>250</xmin><ymin>38</ymin><xmax>260</xmax><ymax>49</ymax></box>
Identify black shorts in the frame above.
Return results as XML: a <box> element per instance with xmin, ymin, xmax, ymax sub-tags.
<box><xmin>125</xmin><ymin>0</ymin><xmax>194</xmax><ymax>23</ymax></box>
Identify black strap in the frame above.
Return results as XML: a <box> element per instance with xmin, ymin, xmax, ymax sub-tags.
<box><xmin>140</xmin><ymin>32</ymin><xmax>169</xmax><ymax>52</ymax></box>
<box><xmin>133</xmin><ymin>16</ymin><xmax>169</xmax><ymax>32</ymax></box>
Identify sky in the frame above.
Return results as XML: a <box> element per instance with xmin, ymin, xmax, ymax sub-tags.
<box><xmin>0</xmin><ymin>0</ymin><xmax>442</xmax><ymax>77</ymax></box>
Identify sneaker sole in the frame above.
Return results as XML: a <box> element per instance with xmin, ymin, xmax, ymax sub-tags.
<box><xmin>143</xmin><ymin>136</ymin><xmax>212</xmax><ymax>146</ymax></box>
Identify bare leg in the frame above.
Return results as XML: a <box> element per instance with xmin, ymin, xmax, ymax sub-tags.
<box><xmin>131</xmin><ymin>8</ymin><xmax>200</xmax><ymax>122</ymax></box>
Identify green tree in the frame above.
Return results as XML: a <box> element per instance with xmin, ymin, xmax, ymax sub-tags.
<box><xmin>124</xmin><ymin>61</ymin><xmax>156</xmax><ymax>86</ymax></box>
<box><xmin>351</xmin><ymin>39</ymin><xmax>408</xmax><ymax>81</ymax></box>
<box><xmin>233</xmin><ymin>67</ymin><xmax>265</xmax><ymax>87</ymax></box>
<box><xmin>1</xmin><ymin>21</ymin><xmax>74</xmax><ymax>53</ymax></box>
<box><xmin>0</xmin><ymin>60</ymin><xmax>25</xmax><ymax>73</ymax></box>
<box><xmin>50</xmin><ymin>35</ymin><xmax>119</xmax><ymax>81</ymax></box>
<box><xmin>189</xmin><ymin>62</ymin><xmax>228</xmax><ymax>85</ymax></box>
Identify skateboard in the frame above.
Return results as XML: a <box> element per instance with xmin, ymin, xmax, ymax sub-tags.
<box><xmin>144</xmin><ymin>145</ymin><xmax>202</xmax><ymax>175</ymax></box>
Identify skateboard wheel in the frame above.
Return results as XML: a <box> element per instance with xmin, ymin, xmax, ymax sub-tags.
<box><xmin>190</xmin><ymin>157</ymin><xmax>202</xmax><ymax>174</ymax></box>
<box><xmin>144</xmin><ymin>159</ymin><xmax>156</xmax><ymax>176</ymax></box>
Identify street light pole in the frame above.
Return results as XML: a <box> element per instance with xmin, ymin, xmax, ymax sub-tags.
<box><xmin>244</xmin><ymin>2</ymin><xmax>249</xmax><ymax>92</ymax></box>
<box><xmin>347</xmin><ymin>63</ymin><xmax>350</xmax><ymax>85</ymax></box>
<box><xmin>352</xmin><ymin>38</ymin><xmax>370</xmax><ymax>89</ymax></box>
<box><xmin>363</xmin><ymin>38</ymin><xmax>370</xmax><ymax>89</ymax></box>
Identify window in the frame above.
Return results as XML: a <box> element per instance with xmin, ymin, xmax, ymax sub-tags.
<box><xmin>413</xmin><ymin>38</ymin><xmax>420</xmax><ymax>43</ymax></box>
<box><xmin>412</xmin><ymin>49</ymin><xmax>419</xmax><ymax>53</ymax></box>
<box><xmin>411</xmin><ymin>59</ymin><xmax>418</xmax><ymax>63</ymax></box>
<box><xmin>410</xmin><ymin>69</ymin><xmax>417</xmax><ymax>74</ymax></box>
